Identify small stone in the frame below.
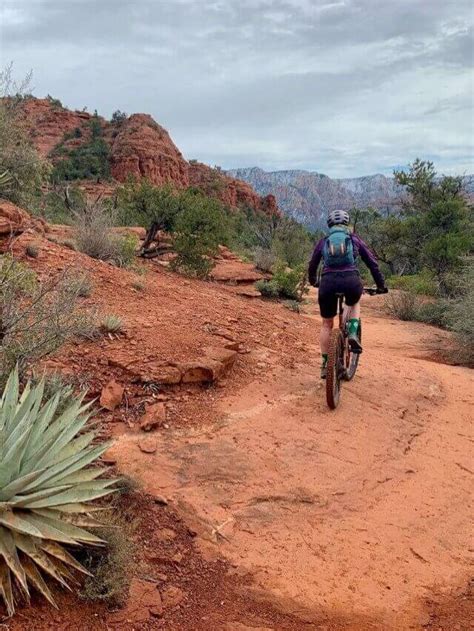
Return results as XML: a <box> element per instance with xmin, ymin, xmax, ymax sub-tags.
<box><xmin>140</xmin><ymin>402</ymin><xmax>167</xmax><ymax>431</ymax></box>
<box><xmin>158</xmin><ymin>528</ymin><xmax>176</xmax><ymax>541</ymax></box>
<box><xmin>99</xmin><ymin>380</ymin><xmax>124</xmax><ymax>411</ymax></box>
<box><xmin>138</xmin><ymin>437</ymin><xmax>157</xmax><ymax>454</ymax></box>
<box><xmin>154</xmin><ymin>495</ymin><xmax>168</xmax><ymax>505</ymax></box>
<box><xmin>161</xmin><ymin>585</ymin><xmax>185</xmax><ymax>609</ymax></box>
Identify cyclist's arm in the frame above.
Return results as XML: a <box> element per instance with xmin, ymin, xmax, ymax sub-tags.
<box><xmin>353</xmin><ymin>235</ymin><xmax>386</xmax><ymax>289</ymax></box>
<box><xmin>308</xmin><ymin>238</ymin><xmax>324</xmax><ymax>286</ymax></box>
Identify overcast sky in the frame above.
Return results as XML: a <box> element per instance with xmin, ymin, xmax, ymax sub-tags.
<box><xmin>1</xmin><ymin>0</ymin><xmax>473</xmax><ymax>177</ymax></box>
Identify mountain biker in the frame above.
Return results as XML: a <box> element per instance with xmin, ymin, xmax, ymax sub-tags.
<box><xmin>308</xmin><ymin>209</ymin><xmax>388</xmax><ymax>379</ymax></box>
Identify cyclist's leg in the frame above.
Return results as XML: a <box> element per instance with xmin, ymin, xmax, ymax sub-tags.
<box><xmin>320</xmin><ymin>317</ymin><xmax>334</xmax><ymax>354</ymax></box>
<box><xmin>318</xmin><ymin>275</ymin><xmax>338</xmax><ymax>377</ymax></box>
<box><xmin>344</xmin><ymin>273</ymin><xmax>363</xmax><ymax>350</ymax></box>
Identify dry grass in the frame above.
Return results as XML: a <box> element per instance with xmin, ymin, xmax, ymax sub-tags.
<box><xmin>100</xmin><ymin>314</ymin><xmax>123</xmax><ymax>334</ymax></box>
<box><xmin>80</xmin><ymin>503</ymin><xmax>137</xmax><ymax>607</ymax></box>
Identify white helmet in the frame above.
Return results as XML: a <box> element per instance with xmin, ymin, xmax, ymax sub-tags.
<box><xmin>327</xmin><ymin>209</ymin><xmax>350</xmax><ymax>227</ymax></box>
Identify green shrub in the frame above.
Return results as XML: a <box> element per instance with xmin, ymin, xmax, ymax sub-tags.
<box><xmin>254</xmin><ymin>247</ymin><xmax>276</xmax><ymax>273</ymax></box>
<box><xmin>0</xmin><ymin>256</ymin><xmax>96</xmax><ymax>381</ymax></box>
<box><xmin>116</xmin><ymin>180</ymin><xmax>181</xmax><ymax>229</ymax></box>
<box><xmin>384</xmin><ymin>291</ymin><xmax>420</xmax><ymax>321</ymax></box>
<box><xmin>115</xmin><ymin>233</ymin><xmax>138</xmax><ymax>268</ymax></box>
<box><xmin>284</xmin><ymin>300</ymin><xmax>301</xmax><ymax>313</ymax></box>
<box><xmin>51</xmin><ymin>116</ymin><xmax>109</xmax><ymax>183</ymax></box>
<box><xmin>255</xmin><ymin>279</ymin><xmax>279</xmax><ymax>298</ymax></box>
<box><xmin>171</xmin><ymin>191</ymin><xmax>227</xmax><ymax>278</ymax></box>
<box><xmin>387</xmin><ymin>271</ymin><xmax>438</xmax><ymax>296</ymax></box>
<box><xmin>256</xmin><ymin>263</ymin><xmax>309</xmax><ymax>302</ymax></box>
<box><xmin>416</xmin><ymin>300</ymin><xmax>449</xmax><ymax>327</ymax></box>
<box><xmin>0</xmin><ymin>66</ymin><xmax>46</xmax><ymax>206</ymax></box>
<box><xmin>445</xmin><ymin>265</ymin><xmax>474</xmax><ymax>366</ymax></box>
<box><xmin>34</xmin><ymin>186</ymin><xmax>85</xmax><ymax>224</ymax></box>
<box><xmin>111</xmin><ymin>109</ymin><xmax>127</xmax><ymax>125</ymax></box>
<box><xmin>46</xmin><ymin>94</ymin><xmax>63</xmax><ymax>108</ymax></box>
<box><xmin>131</xmin><ymin>277</ymin><xmax>146</xmax><ymax>291</ymax></box>
<box><xmin>272</xmin><ymin>262</ymin><xmax>309</xmax><ymax>301</ymax></box>
<box><xmin>101</xmin><ymin>314</ymin><xmax>123</xmax><ymax>334</ymax></box>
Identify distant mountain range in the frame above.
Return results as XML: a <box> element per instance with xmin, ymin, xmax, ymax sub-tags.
<box><xmin>227</xmin><ymin>167</ymin><xmax>474</xmax><ymax>229</ymax></box>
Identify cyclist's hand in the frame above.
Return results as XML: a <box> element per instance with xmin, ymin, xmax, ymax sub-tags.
<box><xmin>376</xmin><ymin>286</ymin><xmax>388</xmax><ymax>294</ymax></box>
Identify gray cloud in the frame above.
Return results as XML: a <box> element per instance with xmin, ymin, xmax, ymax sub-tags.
<box><xmin>1</xmin><ymin>0</ymin><xmax>473</xmax><ymax>176</ymax></box>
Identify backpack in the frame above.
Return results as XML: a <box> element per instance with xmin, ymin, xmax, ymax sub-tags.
<box><xmin>322</xmin><ymin>227</ymin><xmax>355</xmax><ymax>268</ymax></box>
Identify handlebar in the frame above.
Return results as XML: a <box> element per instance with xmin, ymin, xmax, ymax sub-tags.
<box><xmin>364</xmin><ymin>286</ymin><xmax>388</xmax><ymax>296</ymax></box>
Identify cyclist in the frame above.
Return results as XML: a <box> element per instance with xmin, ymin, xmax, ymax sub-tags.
<box><xmin>308</xmin><ymin>209</ymin><xmax>388</xmax><ymax>379</ymax></box>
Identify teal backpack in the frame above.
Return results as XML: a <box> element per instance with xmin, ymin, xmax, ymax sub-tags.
<box><xmin>322</xmin><ymin>226</ymin><xmax>355</xmax><ymax>268</ymax></box>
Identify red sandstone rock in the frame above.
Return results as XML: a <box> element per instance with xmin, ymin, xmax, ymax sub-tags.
<box><xmin>16</xmin><ymin>97</ymin><xmax>280</xmax><ymax>216</ymax></box>
<box><xmin>109</xmin><ymin>578</ymin><xmax>162</xmax><ymax>624</ymax></box>
<box><xmin>160</xmin><ymin>585</ymin><xmax>185</xmax><ymax>609</ymax></box>
<box><xmin>110</xmin><ymin>114</ymin><xmax>189</xmax><ymax>187</ymax></box>
<box><xmin>140</xmin><ymin>401</ymin><xmax>167</xmax><ymax>431</ymax></box>
<box><xmin>99</xmin><ymin>379</ymin><xmax>124</xmax><ymax>411</ymax></box>
<box><xmin>19</xmin><ymin>98</ymin><xmax>96</xmax><ymax>158</ymax></box>
<box><xmin>138</xmin><ymin>436</ymin><xmax>157</xmax><ymax>454</ymax></box>
<box><xmin>0</xmin><ymin>199</ymin><xmax>46</xmax><ymax>236</ymax></box>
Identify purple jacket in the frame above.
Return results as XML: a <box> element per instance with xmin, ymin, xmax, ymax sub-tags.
<box><xmin>308</xmin><ymin>232</ymin><xmax>385</xmax><ymax>288</ymax></box>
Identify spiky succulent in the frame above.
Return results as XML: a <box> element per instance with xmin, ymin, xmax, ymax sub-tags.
<box><xmin>0</xmin><ymin>368</ymin><xmax>117</xmax><ymax>616</ymax></box>
<box><xmin>0</xmin><ymin>170</ymin><xmax>13</xmax><ymax>192</ymax></box>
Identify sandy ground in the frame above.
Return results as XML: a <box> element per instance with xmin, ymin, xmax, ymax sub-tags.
<box><xmin>5</xmin><ymin>230</ymin><xmax>473</xmax><ymax>630</ymax></box>
<box><xmin>108</xmin><ymin>296</ymin><xmax>473</xmax><ymax>630</ymax></box>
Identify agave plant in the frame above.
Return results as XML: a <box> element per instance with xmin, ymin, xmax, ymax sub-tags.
<box><xmin>0</xmin><ymin>368</ymin><xmax>117</xmax><ymax>616</ymax></box>
<box><xmin>0</xmin><ymin>170</ymin><xmax>13</xmax><ymax>192</ymax></box>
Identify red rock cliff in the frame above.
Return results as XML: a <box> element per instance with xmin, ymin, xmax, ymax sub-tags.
<box><xmin>17</xmin><ymin>97</ymin><xmax>279</xmax><ymax>216</ymax></box>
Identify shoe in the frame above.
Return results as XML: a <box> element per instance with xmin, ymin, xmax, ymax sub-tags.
<box><xmin>320</xmin><ymin>364</ymin><xmax>327</xmax><ymax>379</ymax></box>
<box><xmin>348</xmin><ymin>333</ymin><xmax>363</xmax><ymax>353</ymax></box>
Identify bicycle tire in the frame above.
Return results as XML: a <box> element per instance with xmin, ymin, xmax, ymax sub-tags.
<box><xmin>326</xmin><ymin>329</ymin><xmax>344</xmax><ymax>409</ymax></box>
<box><xmin>345</xmin><ymin>320</ymin><xmax>362</xmax><ymax>381</ymax></box>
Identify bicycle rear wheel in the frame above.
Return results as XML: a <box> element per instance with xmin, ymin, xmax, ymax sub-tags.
<box><xmin>345</xmin><ymin>320</ymin><xmax>362</xmax><ymax>381</ymax></box>
<box><xmin>326</xmin><ymin>329</ymin><xmax>344</xmax><ymax>409</ymax></box>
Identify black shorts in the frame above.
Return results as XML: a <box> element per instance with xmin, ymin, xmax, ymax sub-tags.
<box><xmin>318</xmin><ymin>271</ymin><xmax>363</xmax><ymax>318</ymax></box>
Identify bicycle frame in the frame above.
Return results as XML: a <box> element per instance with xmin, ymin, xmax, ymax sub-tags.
<box><xmin>337</xmin><ymin>295</ymin><xmax>353</xmax><ymax>334</ymax></box>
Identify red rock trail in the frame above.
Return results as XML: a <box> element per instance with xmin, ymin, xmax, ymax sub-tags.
<box><xmin>108</xmin><ymin>297</ymin><xmax>473</xmax><ymax>630</ymax></box>
<box><xmin>4</xmin><ymin>222</ymin><xmax>473</xmax><ymax>629</ymax></box>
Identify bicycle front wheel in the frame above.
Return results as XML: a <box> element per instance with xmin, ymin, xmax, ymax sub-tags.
<box><xmin>326</xmin><ymin>329</ymin><xmax>344</xmax><ymax>409</ymax></box>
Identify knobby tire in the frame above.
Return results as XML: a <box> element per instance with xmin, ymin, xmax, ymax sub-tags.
<box><xmin>326</xmin><ymin>329</ymin><xmax>344</xmax><ymax>409</ymax></box>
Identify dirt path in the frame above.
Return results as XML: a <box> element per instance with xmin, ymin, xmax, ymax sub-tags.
<box><xmin>108</xmin><ymin>297</ymin><xmax>473</xmax><ymax>630</ymax></box>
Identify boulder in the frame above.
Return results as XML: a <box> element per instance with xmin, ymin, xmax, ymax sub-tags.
<box><xmin>140</xmin><ymin>401</ymin><xmax>167</xmax><ymax>431</ymax></box>
<box><xmin>0</xmin><ymin>199</ymin><xmax>45</xmax><ymax>236</ymax></box>
<box><xmin>139</xmin><ymin>364</ymin><xmax>182</xmax><ymax>385</ymax></box>
<box><xmin>99</xmin><ymin>380</ymin><xmax>124</xmax><ymax>411</ymax></box>
<box><xmin>180</xmin><ymin>359</ymin><xmax>224</xmax><ymax>383</ymax></box>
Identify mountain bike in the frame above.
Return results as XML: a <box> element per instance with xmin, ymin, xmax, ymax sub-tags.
<box><xmin>326</xmin><ymin>287</ymin><xmax>379</xmax><ymax>409</ymax></box>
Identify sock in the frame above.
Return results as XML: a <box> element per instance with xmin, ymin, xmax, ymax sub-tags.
<box><xmin>321</xmin><ymin>353</ymin><xmax>328</xmax><ymax>366</ymax></box>
<box><xmin>348</xmin><ymin>318</ymin><xmax>360</xmax><ymax>336</ymax></box>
